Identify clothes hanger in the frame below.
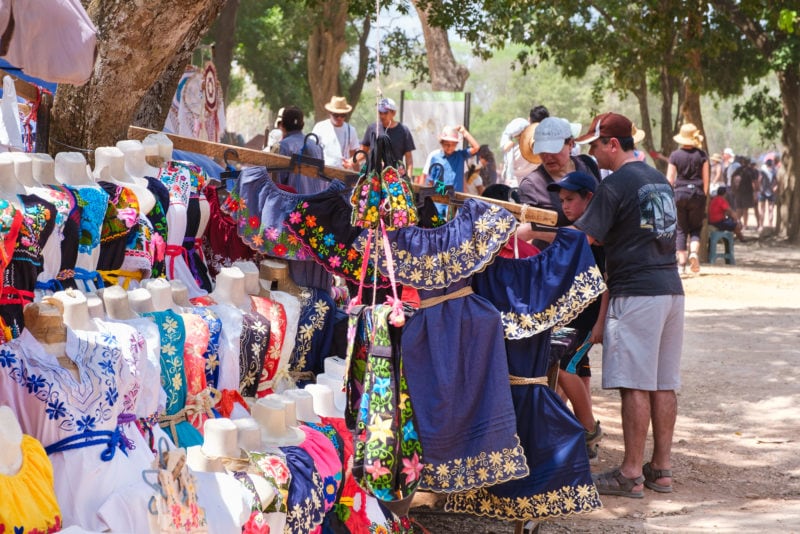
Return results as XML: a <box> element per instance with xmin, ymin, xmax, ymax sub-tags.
<box><xmin>265</xmin><ymin>133</ymin><xmax>330</xmax><ymax>181</ymax></box>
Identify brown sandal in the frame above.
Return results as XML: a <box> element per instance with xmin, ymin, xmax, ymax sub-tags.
<box><xmin>592</xmin><ymin>467</ymin><xmax>644</xmax><ymax>498</ymax></box>
<box><xmin>643</xmin><ymin>462</ymin><xmax>673</xmax><ymax>493</ymax></box>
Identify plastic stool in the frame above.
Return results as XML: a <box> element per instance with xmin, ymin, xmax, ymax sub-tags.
<box><xmin>708</xmin><ymin>230</ymin><xmax>735</xmax><ymax>265</ymax></box>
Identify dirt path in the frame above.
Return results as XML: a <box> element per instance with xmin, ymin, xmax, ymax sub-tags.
<box><xmin>411</xmin><ymin>236</ymin><xmax>800</xmax><ymax>533</ymax></box>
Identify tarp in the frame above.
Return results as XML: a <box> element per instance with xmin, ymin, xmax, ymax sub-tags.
<box><xmin>0</xmin><ymin>59</ymin><xmax>57</xmax><ymax>93</ymax></box>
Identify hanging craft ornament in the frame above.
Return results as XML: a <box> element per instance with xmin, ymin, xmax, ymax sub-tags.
<box><xmin>202</xmin><ymin>62</ymin><xmax>218</xmax><ymax>115</ymax></box>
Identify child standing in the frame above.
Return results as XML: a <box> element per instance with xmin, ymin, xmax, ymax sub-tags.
<box><xmin>546</xmin><ymin>171</ymin><xmax>609</xmax><ymax>461</ymax></box>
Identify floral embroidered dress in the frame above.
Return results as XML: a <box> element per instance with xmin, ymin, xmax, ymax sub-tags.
<box><xmin>447</xmin><ymin>228</ymin><xmax>605</xmax><ymax>520</ymax></box>
<box><xmin>263</xmin><ymin>290</ymin><xmax>301</xmax><ymax>393</ymax></box>
<box><xmin>31</xmin><ymin>186</ymin><xmax>73</xmax><ymax>287</ymax></box>
<box><xmin>144</xmin><ymin>176</ymin><xmax>170</xmax><ymax>279</ymax></box>
<box><xmin>0</xmin><ymin>194</ymin><xmax>56</xmax><ymax>340</ymax></box>
<box><xmin>289</xmin><ymin>288</ymin><xmax>335</xmax><ymax>386</ymax></box>
<box><xmin>0</xmin><ymin>198</ymin><xmax>22</xmax><ymax>287</ymax></box>
<box><xmin>251</xmin><ymin>295</ymin><xmax>287</xmax><ymax>398</ymax></box>
<box><xmin>182</xmin><ymin>164</ymin><xmax>213</xmax><ymax>292</ymax></box>
<box><xmin>369</xmin><ymin>199</ymin><xmax>529</xmax><ymax>493</ymax></box>
<box><xmin>238</xmin><ymin>450</ymin><xmax>293</xmax><ymax>533</ymax></box>
<box><xmin>238</xmin><ymin>310</ymin><xmax>271</xmax><ymax>398</ymax></box>
<box><xmin>280</xmin><ymin>444</ymin><xmax>326</xmax><ymax>533</ymax></box>
<box><xmin>96</xmin><ymin>181</ymin><xmax>142</xmax><ymax>289</ymax></box>
<box><xmin>142</xmin><ymin>309</ymin><xmax>203</xmax><ymax>448</ymax></box>
<box><xmin>190</xmin><ymin>306</ymin><xmax>223</xmax><ymax>390</ymax></box>
<box><xmin>0</xmin><ymin>329</ymin><xmax>154</xmax><ymax>532</ymax></box>
<box><xmin>229</xmin><ymin>166</ymin><xmax>346</xmax><ymax>259</ymax></box>
<box><xmin>298</xmin><ymin>425</ymin><xmax>343</xmax><ymax>534</ymax></box>
<box><xmin>203</xmin><ymin>184</ymin><xmax>255</xmax><ymax>277</ymax></box>
<box><xmin>179</xmin><ymin>312</ymin><xmax>215</xmax><ymax>432</ymax></box>
<box><xmin>0</xmin><ymin>434</ymin><xmax>62</xmax><ymax>533</ymax></box>
<box><xmin>69</xmin><ymin>184</ymin><xmax>109</xmax><ymax>287</ymax></box>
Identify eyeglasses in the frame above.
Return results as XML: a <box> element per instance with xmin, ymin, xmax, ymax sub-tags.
<box><xmin>330</xmin><ymin>113</ymin><xmax>347</xmax><ymax>119</ymax></box>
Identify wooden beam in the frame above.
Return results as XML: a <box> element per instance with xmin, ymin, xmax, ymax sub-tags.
<box><xmin>127</xmin><ymin>125</ymin><xmax>359</xmax><ymax>183</ymax></box>
<box><xmin>0</xmin><ymin>68</ymin><xmax>42</xmax><ymax>102</ymax></box>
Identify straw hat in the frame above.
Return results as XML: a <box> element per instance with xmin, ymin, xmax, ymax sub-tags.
<box><xmin>323</xmin><ymin>96</ymin><xmax>353</xmax><ymax>114</ymax></box>
<box><xmin>519</xmin><ymin>122</ymin><xmax>542</xmax><ymax>164</ymax></box>
<box><xmin>439</xmin><ymin>126</ymin><xmax>460</xmax><ymax>143</ymax></box>
<box><xmin>710</xmin><ymin>152</ymin><xmax>722</xmax><ymax>162</ymax></box>
<box><xmin>673</xmin><ymin>123</ymin><xmax>703</xmax><ymax>147</ymax></box>
<box><xmin>632</xmin><ymin>125</ymin><xmax>646</xmax><ymax>145</ymax></box>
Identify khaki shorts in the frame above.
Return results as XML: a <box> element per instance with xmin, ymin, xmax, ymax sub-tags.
<box><xmin>601</xmin><ymin>295</ymin><xmax>684</xmax><ymax>391</ymax></box>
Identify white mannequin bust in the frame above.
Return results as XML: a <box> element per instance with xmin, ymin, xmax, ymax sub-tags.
<box><xmin>211</xmin><ymin>267</ymin><xmax>250</xmax><ymax>311</ymax></box>
<box><xmin>284</xmin><ymin>388</ymin><xmax>321</xmax><ymax>423</ymax></box>
<box><xmin>117</xmin><ymin>139</ymin><xmax>160</xmax><ymax>179</ymax></box>
<box><xmin>232</xmin><ymin>417</ymin><xmax>262</xmax><ymax>451</ymax></box>
<box><xmin>251</xmin><ymin>397</ymin><xmax>304</xmax><ymax>447</ymax></box>
<box><xmin>143</xmin><ymin>278</ymin><xmax>179</xmax><ymax>312</ymax></box>
<box><xmin>6</xmin><ymin>152</ymin><xmax>37</xmax><ymax>189</ymax></box>
<box><xmin>103</xmin><ymin>285</ymin><xmax>138</xmax><ymax>320</ymax></box>
<box><xmin>233</xmin><ymin>261</ymin><xmax>260</xmax><ymax>296</ymax></box>
<box><xmin>0</xmin><ymin>155</ymin><xmax>26</xmax><ymax>208</ymax></box>
<box><xmin>55</xmin><ymin>152</ymin><xmax>93</xmax><ymax>186</ymax></box>
<box><xmin>259</xmin><ymin>259</ymin><xmax>301</xmax><ymax>297</ymax></box>
<box><xmin>93</xmin><ymin>146</ymin><xmax>127</xmax><ymax>183</ymax></box>
<box><xmin>86</xmin><ymin>295</ymin><xmax>105</xmax><ymax>320</ymax></box>
<box><xmin>52</xmin><ymin>288</ymin><xmax>98</xmax><ymax>331</ymax></box>
<box><xmin>128</xmin><ymin>287</ymin><xmax>155</xmax><ymax>314</ymax></box>
<box><xmin>0</xmin><ymin>405</ymin><xmax>24</xmax><ymax>476</ymax></box>
<box><xmin>187</xmin><ymin>418</ymin><xmax>240</xmax><ymax>473</ymax></box>
<box><xmin>169</xmin><ymin>279</ymin><xmax>192</xmax><ymax>308</ymax></box>
<box><xmin>304</xmin><ymin>383</ymin><xmax>343</xmax><ymax>418</ymax></box>
<box><xmin>106</xmin><ymin>143</ymin><xmax>156</xmax><ymax>215</ymax></box>
<box><xmin>31</xmin><ymin>153</ymin><xmax>59</xmax><ymax>186</ymax></box>
<box><xmin>143</xmin><ymin>132</ymin><xmax>174</xmax><ymax>162</ymax></box>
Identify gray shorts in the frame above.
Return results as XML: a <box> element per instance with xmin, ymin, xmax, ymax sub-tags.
<box><xmin>602</xmin><ymin>295</ymin><xmax>684</xmax><ymax>391</ymax></box>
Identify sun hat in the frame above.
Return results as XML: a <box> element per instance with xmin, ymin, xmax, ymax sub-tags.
<box><xmin>576</xmin><ymin>112</ymin><xmax>636</xmax><ymax>144</ymax></box>
<box><xmin>710</xmin><ymin>152</ymin><xmax>722</xmax><ymax>162</ymax></box>
<box><xmin>673</xmin><ymin>123</ymin><xmax>704</xmax><ymax>147</ymax></box>
<box><xmin>378</xmin><ymin>97</ymin><xmax>397</xmax><ymax>113</ymax></box>
<box><xmin>324</xmin><ymin>96</ymin><xmax>352</xmax><ymax>114</ymax></box>
<box><xmin>724</xmin><ymin>147</ymin><xmax>735</xmax><ymax>157</ymax></box>
<box><xmin>546</xmin><ymin>171</ymin><xmax>598</xmax><ymax>193</ymax></box>
<box><xmin>632</xmin><ymin>125</ymin><xmax>646</xmax><ymax>144</ymax></box>
<box><xmin>518</xmin><ymin>123</ymin><xmax>542</xmax><ymax>164</ymax></box>
<box><xmin>533</xmin><ymin>117</ymin><xmax>573</xmax><ymax>155</ymax></box>
<box><xmin>439</xmin><ymin>126</ymin><xmax>460</xmax><ymax>143</ymax></box>
<box><xmin>273</xmin><ymin>107</ymin><xmax>285</xmax><ymax>128</ymax></box>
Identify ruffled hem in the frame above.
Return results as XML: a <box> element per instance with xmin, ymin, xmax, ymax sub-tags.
<box><xmin>371</xmin><ymin>199</ymin><xmax>516</xmax><ymax>290</ymax></box>
<box><xmin>444</xmin><ymin>482</ymin><xmax>602</xmax><ymax>520</ymax></box>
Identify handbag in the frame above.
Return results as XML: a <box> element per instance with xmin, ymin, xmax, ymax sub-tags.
<box><xmin>142</xmin><ymin>438</ymin><xmax>209</xmax><ymax>534</ymax></box>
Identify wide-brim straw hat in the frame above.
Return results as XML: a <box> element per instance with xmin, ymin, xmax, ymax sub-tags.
<box><xmin>710</xmin><ymin>152</ymin><xmax>722</xmax><ymax>162</ymax></box>
<box><xmin>673</xmin><ymin>123</ymin><xmax>703</xmax><ymax>147</ymax></box>
<box><xmin>323</xmin><ymin>96</ymin><xmax>353</xmax><ymax>114</ymax></box>
<box><xmin>519</xmin><ymin>122</ymin><xmax>542</xmax><ymax>164</ymax></box>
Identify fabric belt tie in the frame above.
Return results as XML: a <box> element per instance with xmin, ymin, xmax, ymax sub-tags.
<box><xmin>45</xmin><ymin>427</ymin><xmax>129</xmax><ymax>461</ymax></box>
<box><xmin>98</xmin><ymin>268</ymin><xmax>143</xmax><ymax>290</ymax></box>
<box><xmin>508</xmin><ymin>375</ymin><xmax>549</xmax><ymax>386</ymax></box>
<box><xmin>136</xmin><ymin>412</ymin><xmax>160</xmax><ymax>453</ymax></box>
<box><xmin>185</xmin><ymin>387</ymin><xmax>220</xmax><ymax>426</ymax></box>
<box><xmin>74</xmin><ymin>268</ymin><xmax>105</xmax><ymax>291</ymax></box>
<box><xmin>35</xmin><ymin>279</ymin><xmax>63</xmax><ymax>292</ymax></box>
<box><xmin>159</xmin><ymin>409</ymin><xmax>188</xmax><ymax>445</ymax></box>
<box><xmin>418</xmin><ymin>286</ymin><xmax>473</xmax><ymax>309</ymax></box>
<box><xmin>165</xmin><ymin>244</ymin><xmax>189</xmax><ymax>279</ymax></box>
<box><xmin>116</xmin><ymin>412</ymin><xmax>138</xmax><ymax>451</ymax></box>
<box><xmin>0</xmin><ymin>287</ymin><xmax>35</xmax><ymax>306</ymax></box>
<box><xmin>215</xmin><ymin>389</ymin><xmax>249</xmax><ymax>418</ymax></box>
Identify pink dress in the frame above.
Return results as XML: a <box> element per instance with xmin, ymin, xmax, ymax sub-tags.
<box><xmin>180</xmin><ymin>312</ymin><xmax>213</xmax><ymax>432</ymax></box>
<box><xmin>250</xmin><ymin>295</ymin><xmax>287</xmax><ymax>397</ymax></box>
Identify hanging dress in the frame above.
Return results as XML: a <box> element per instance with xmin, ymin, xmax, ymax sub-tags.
<box><xmin>69</xmin><ymin>184</ymin><xmax>109</xmax><ymax>289</ymax></box>
<box><xmin>251</xmin><ymin>294</ymin><xmax>288</xmax><ymax>398</ymax></box>
<box><xmin>230</xmin><ymin>165</ymin><xmax>346</xmax><ymax>260</ymax></box>
<box><xmin>289</xmin><ymin>287</ymin><xmax>336</xmax><ymax>385</ymax></box>
<box><xmin>183</xmin><ymin>164</ymin><xmax>213</xmax><ymax>291</ymax></box>
<box><xmin>446</xmin><ymin>228</ymin><xmax>605</xmax><ymax>520</ymax></box>
<box><xmin>203</xmin><ymin>183</ymin><xmax>256</xmax><ymax>277</ymax></box>
<box><xmin>370</xmin><ymin>198</ymin><xmax>528</xmax><ymax>493</ymax></box>
<box><xmin>0</xmin><ymin>194</ymin><xmax>56</xmax><ymax>340</ymax></box>
<box><xmin>144</xmin><ymin>176</ymin><xmax>170</xmax><ymax>279</ymax></box>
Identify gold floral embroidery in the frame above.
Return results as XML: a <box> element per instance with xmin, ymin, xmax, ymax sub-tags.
<box><xmin>445</xmin><ymin>482</ymin><xmax>602</xmax><ymax>520</ymax></box>
<box><xmin>502</xmin><ymin>264</ymin><xmax>606</xmax><ymax>339</ymax></box>
<box><xmin>290</xmin><ymin>290</ymin><xmax>330</xmax><ymax>374</ymax></box>
<box><xmin>418</xmin><ymin>435</ymin><xmax>529</xmax><ymax>492</ymax></box>
<box><xmin>376</xmin><ymin>202</ymin><xmax>516</xmax><ymax>290</ymax></box>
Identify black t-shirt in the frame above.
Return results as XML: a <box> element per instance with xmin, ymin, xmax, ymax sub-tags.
<box><xmin>574</xmin><ymin>161</ymin><xmax>684</xmax><ymax>297</ymax></box>
<box><xmin>669</xmin><ymin>147</ymin><xmax>707</xmax><ymax>190</ymax></box>
<box><xmin>360</xmin><ymin>122</ymin><xmax>416</xmax><ymax>165</ymax></box>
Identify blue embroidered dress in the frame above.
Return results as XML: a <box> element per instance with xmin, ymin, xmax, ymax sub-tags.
<box><xmin>447</xmin><ymin>228</ymin><xmax>605</xmax><ymax>520</ymax></box>
<box><xmin>370</xmin><ymin>199</ymin><xmax>529</xmax><ymax>493</ymax></box>
<box><xmin>289</xmin><ymin>287</ymin><xmax>335</xmax><ymax>386</ymax></box>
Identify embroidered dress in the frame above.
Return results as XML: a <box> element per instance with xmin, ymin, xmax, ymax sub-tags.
<box><xmin>142</xmin><ymin>309</ymin><xmax>203</xmax><ymax>448</ymax></box>
<box><xmin>290</xmin><ymin>287</ymin><xmax>335</xmax><ymax>385</ymax></box>
<box><xmin>31</xmin><ymin>186</ymin><xmax>72</xmax><ymax>284</ymax></box>
<box><xmin>251</xmin><ymin>295</ymin><xmax>287</xmax><ymax>397</ymax></box>
<box><xmin>238</xmin><ymin>310</ymin><xmax>271</xmax><ymax>398</ymax></box>
<box><xmin>68</xmin><ymin>185</ymin><xmax>109</xmax><ymax>255</ymax></box>
<box><xmin>229</xmin><ymin>166</ymin><xmax>346</xmax><ymax>259</ymax></box>
<box><xmin>96</xmin><ymin>181</ymin><xmax>139</xmax><ymax>272</ymax></box>
<box><xmin>191</xmin><ymin>306</ymin><xmax>223</xmax><ymax>390</ymax></box>
<box><xmin>180</xmin><ymin>312</ymin><xmax>214</xmax><ymax>432</ymax></box>
<box><xmin>447</xmin><ymin>228</ymin><xmax>605</xmax><ymax>520</ymax></box>
<box><xmin>0</xmin><ymin>198</ymin><xmax>22</xmax><ymax>285</ymax></box>
<box><xmin>208</xmin><ymin>303</ymin><xmax>245</xmax><ymax>395</ymax></box>
<box><xmin>144</xmin><ymin>176</ymin><xmax>170</xmax><ymax>278</ymax></box>
<box><xmin>0</xmin><ymin>434</ymin><xmax>62</xmax><ymax>533</ymax></box>
<box><xmin>371</xmin><ymin>199</ymin><xmax>529</xmax><ymax>493</ymax></box>
<box><xmin>0</xmin><ymin>329</ymin><xmax>153</xmax><ymax>532</ymax></box>
<box><xmin>285</xmin><ymin>193</ymin><xmax>390</xmax><ymax>287</ymax></box>
<box><xmin>298</xmin><ymin>425</ymin><xmax>343</xmax><ymax>533</ymax></box>
<box><xmin>243</xmin><ymin>450</ymin><xmax>292</xmax><ymax>533</ymax></box>
<box><xmin>265</xmin><ymin>290</ymin><xmax>301</xmax><ymax>392</ymax></box>
<box><xmin>280</xmin><ymin>445</ymin><xmax>327</xmax><ymax>534</ymax></box>
<box><xmin>0</xmin><ymin>194</ymin><xmax>56</xmax><ymax>340</ymax></box>
<box><xmin>183</xmin><ymin>165</ymin><xmax>213</xmax><ymax>291</ymax></box>
<box><xmin>203</xmin><ymin>184</ymin><xmax>255</xmax><ymax>277</ymax></box>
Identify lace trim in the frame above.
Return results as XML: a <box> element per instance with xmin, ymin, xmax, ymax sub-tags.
<box><xmin>444</xmin><ymin>482</ymin><xmax>602</xmax><ymax>520</ymax></box>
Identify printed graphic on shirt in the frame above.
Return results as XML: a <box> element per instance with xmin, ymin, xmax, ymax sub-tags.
<box><xmin>638</xmin><ymin>183</ymin><xmax>677</xmax><ymax>244</ymax></box>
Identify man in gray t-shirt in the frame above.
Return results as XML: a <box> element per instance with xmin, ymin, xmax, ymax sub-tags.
<box><xmin>574</xmin><ymin>112</ymin><xmax>684</xmax><ymax>499</ymax></box>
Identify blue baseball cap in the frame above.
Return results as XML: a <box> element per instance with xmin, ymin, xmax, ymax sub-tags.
<box><xmin>546</xmin><ymin>171</ymin><xmax>597</xmax><ymax>193</ymax></box>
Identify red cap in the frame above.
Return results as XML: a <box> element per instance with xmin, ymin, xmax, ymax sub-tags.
<box><xmin>575</xmin><ymin>112</ymin><xmax>635</xmax><ymax>144</ymax></box>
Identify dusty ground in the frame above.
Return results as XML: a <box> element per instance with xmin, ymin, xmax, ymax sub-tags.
<box><xmin>410</xmin><ymin>231</ymin><xmax>800</xmax><ymax>533</ymax></box>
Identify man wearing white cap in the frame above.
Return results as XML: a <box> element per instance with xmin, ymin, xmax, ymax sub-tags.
<box><xmin>360</xmin><ymin>97</ymin><xmax>416</xmax><ymax>175</ymax></box>
<box><xmin>312</xmin><ymin>96</ymin><xmax>360</xmax><ymax>169</ymax></box>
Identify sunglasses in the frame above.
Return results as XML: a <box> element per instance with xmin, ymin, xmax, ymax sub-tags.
<box><xmin>330</xmin><ymin>113</ymin><xmax>347</xmax><ymax>119</ymax></box>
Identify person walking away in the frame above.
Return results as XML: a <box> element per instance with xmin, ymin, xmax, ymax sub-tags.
<box><xmin>574</xmin><ymin>112</ymin><xmax>684</xmax><ymax>499</ymax></box>
<box><xmin>708</xmin><ymin>186</ymin><xmax>747</xmax><ymax>242</ymax></box>
<box><xmin>546</xmin><ymin>171</ymin><xmax>609</xmax><ymax>462</ymax></box>
<box><xmin>275</xmin><ymin>106</ymin><xmax>325</xmax><ymax>194</ymax></box>
<box><xmin>758</xmin><ymin>158</ymin><xmax>778</xmax><ymax>231</ymax></box>
<box><xmin>517</xmin><ymin>116</ymin><xmax>601</xmax><ymax>249</ymax></box>
<box><xmin>731</xmin><ymin>157</ymin><xmax>760</xmax><ymax>230</ymax></box>
<box><xmin>311</xmin><ymin>96</ymin><xmax>360</xmax><ymax>170</ymax></box>
<box><xmin>360</xmin><ymin>97</ymin><xmax>416</xmax><ymax>179</ymax></box>
<box><xmin>666</xmin><ymin>123</ymin><xmax>709</xmax><ymax>274</ymax></box>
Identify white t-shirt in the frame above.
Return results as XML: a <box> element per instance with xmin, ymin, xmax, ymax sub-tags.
<box><xmin>311</xmin><ymin>119</ymin><xmax>359</xmax><ymax>168</ymax></box>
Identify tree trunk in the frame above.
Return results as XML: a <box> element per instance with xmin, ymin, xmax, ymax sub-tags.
<box><xmin>778</xmin><ymin>68</ymin><xmax>800</xmax><ymax>242</ymax></box>
<box><xmin>656</xmin><ymin>66</ymin><xmax>675</xmax><ymax>174</ymax></box>
<box><xmin>49</xmin><ymin>0</ymin><xmax>225</xmax><ymax>157</ymax></box>
<box><xmin>633</xmin><ymin>76</ymin><xmax>654</xmax><ymax>155</ymax></box>
<box><xmin>347</xmin><ymin>16</ymin><xmax>371</xmax><ymax>117</ymax></box>
<box><xmin>413</xmin><ymin>1</ymin><xmax>469</xmax><ymax>91</ymax></box>
<box><xmin>307</xmin><ymin>1</ymin><xmax>349</xmax><ymax>122</ymax></box>
<box><xmin>211</xmin><ymin>0</ymin><xmax>241</xmax><ymax>104</ymax></box>
<box><xmin>679</xmin><ymin>3</ymin><xmax>706</xmax><ymax>151</ymax></box>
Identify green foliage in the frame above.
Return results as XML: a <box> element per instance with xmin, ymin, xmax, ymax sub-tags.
<box><xmin>778</xmin><ymin>9</ymin><xmax>798</xmax><ymax>34</ymax></box>
<box><xmin>731</xmin><ymin>86</ymin><xmax>783</xmax><ymax>145</ymax></box>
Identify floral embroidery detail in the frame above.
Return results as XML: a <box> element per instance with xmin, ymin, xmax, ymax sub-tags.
<box><xmin>98</xmin><ymin>183</ymin><xmax>139</xmax><ymax>244</ymax></box>
<box><xmin>238</xmin><ymin>312</ymin><xmax>271</xmax><ymax>397</ymax></box>
<box><xmin>247</xmin><ymin>451</ymin><xmax>291</xmax><ymax>514</ymax></box>
<box><xmin>17</xmin><ymin>200</ymin><xmax>52</xmax><ymax>255</ymax></box>
<box><xmin>68</xmin><ymin>185</ymin><xmax>109</xmax><ymax>254</ymax></box>
<box><xmin>290</xmin><ymin>289</ymin><xmax>332</xmax><ymax>377</ymax></box>
<box><xmin>191</xmin><ymin>307</ymin><xmax>223</xmax><ymax>389</ymax></box>
<box><xmin>445</xmin><ymin>482</ymin><xmax>602</xmax><ymax>520</ymax></box>
<box><xmin>0</xmin><ymin>348</ymin><xmax>17</xmax><ymax>367</ymax></box>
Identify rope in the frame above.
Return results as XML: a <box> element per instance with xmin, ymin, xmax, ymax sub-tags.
<box><xmin>418</xmin><ymin>286</ymin><xmax>473</xmax><ymax>309</ymax></box>
<box><xmin>508</xmin><ymin>375</ymin><xmax>549</xmax><ymax>386</ymax></box>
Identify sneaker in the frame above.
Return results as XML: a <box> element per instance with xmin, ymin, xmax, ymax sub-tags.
<box><xmin>689</xmin><ymin>253</ymin><xmax>700</xmax><ymax>273</ymax></box>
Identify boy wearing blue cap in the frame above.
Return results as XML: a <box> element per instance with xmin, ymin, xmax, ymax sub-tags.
<box><xmin>546</xmin><ymin>171</ymin><xmax>608</xmax><ymax>461</ymax></box>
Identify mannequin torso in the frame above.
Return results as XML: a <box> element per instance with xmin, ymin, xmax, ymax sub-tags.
<box><xmin>170</xmin><ymin>279</ymin><xmax>192</xmax><ymax>308</ymax></box>
<box><xmin>251</xmin><ymin>397</ymin><xmax>304</xmax><ymax>447</ymax></box>
<box><xmin>232</xmin><ymin>261</ymin><xmax>260</xmax><ymax>296</ymax></box>
<box><xmin>0</xmin><ymin>155</ymin><xmax>26</xmax><ymax>209</ymax></box>
<box><xmin>52</xmin><ymin>288</ymin><xmax>98</xmax><ymax>332</ymax></box>
<box><xmin>143</xmin><ymin>278</ymin><xmax>179</xmax><ymax>311</ymax></box>
<box><xmin>103</xmin><ymin>285</ymin><xmax>138</xmax><ymax>320</ymax></box>
<box><xmin>22</xmin><ymin>298</ymin><xmax>79</xmax><ymax>381</ymax></box>
<box><xmin>95</xmin><ymin>146</ymin><xmax>155</xmax><ymax>215</ymax></box>
<box><xmin>259</xmin><ymin>259</ymin><xmax>301</xmax><ymax>297</ymax></box>
<box><xmin>31</xmin><ymin>153</ymin><xmax>58</xmax><ymax>186</ymax></box>
<box><xmin>6</xmin><ymin>152</ymin><xmax>37</xmax><ymax>190</ymax></box>
<box><xmin>128</xmin><ymin>287</ymin><xmax>156</xmax><ymax>314</ymax></box>
<box><xmin>55</xmin><ymin>152</ymin><xmax>93</xmax><ymax>186</ymax></box>
<box><xmin>116</xmin><ymin>140</ymin><xmax>157</xmax><ymax>214</ymax></box>
<box><xmin>210</xmin><ymin>266</ymin><xmax>250</xmax><ymax>311</ymax></box>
